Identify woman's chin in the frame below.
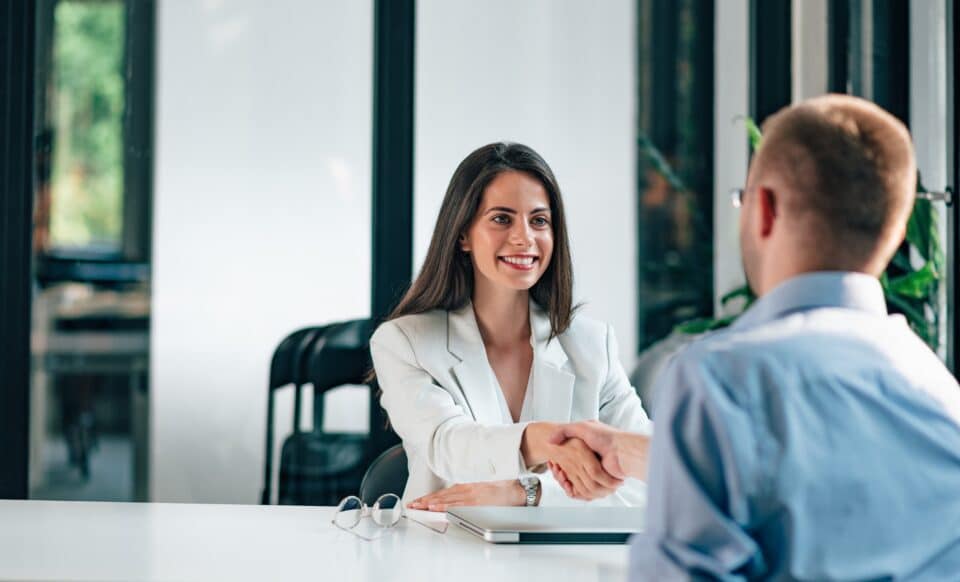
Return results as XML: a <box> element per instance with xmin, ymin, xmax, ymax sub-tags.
<box><xmin>497</xmin><ymin>275</ymin><xmax>541</xmax><ymax>291</ymax></box>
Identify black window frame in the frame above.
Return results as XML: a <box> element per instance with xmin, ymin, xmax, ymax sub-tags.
<box><xmin>750</xmin><ymin>0</ymin><xmax>792</xmax><ymax>125</ymax></box>
<box><xmin>0</xmin><ymin>0</ymin><xmax>36</xmax><ymax>500</ymax></box>
<box><xmin>369</xmin><ymin>0</ymin><xmax>414</xmax><ymax>456</ymax></box>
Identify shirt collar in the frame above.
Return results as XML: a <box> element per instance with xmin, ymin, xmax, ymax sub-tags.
<box><xmin>732</xmin><ymin>271</ymin><xmax>888</xmax><ymax>330</ymax></box>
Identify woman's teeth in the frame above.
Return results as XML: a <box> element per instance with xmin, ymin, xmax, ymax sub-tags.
<box><xmin>501</xmin><ymin>256</ymin><xmax>535</xmax><ymax>266</ymax></box>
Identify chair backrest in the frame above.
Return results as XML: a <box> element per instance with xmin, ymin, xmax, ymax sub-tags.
<box><xmin>359</xmin><ymin>444</ymin><xmax>408</xmax><ymax>505</ymax></box>
<box><xmin>307</xmin><ymin>319</ymin><xmax>375</xmax><ymax>390</ymax></box>
<box><xmin>268</xmin><ymin>325</ymin><xmax>328</xmax><ymax>390</ymax></box>
<box><xmin>306</xmin><ymin>318</ymin><xmax>376</xmax><ymax>430</ymax></box>
<box><xmin>262</xmin><ymin>325</ymin><xmax>328</xmax><ymax>505</ymax></box>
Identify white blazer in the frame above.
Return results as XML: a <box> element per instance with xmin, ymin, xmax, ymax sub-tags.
<box><xmin>370</xmin><ymin>300</ymin><xmax>653</xmax><ymax>506</ymax></box>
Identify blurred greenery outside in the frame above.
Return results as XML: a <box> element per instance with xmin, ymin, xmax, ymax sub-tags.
<box><xmin>49</xmin><ymin>0</ymin><xmax>125</xmax><ymax>251</ymax></box>
<box><xmin>636</xmin><ymin>0</ymin><xmax>714</xmax><ymax>350</ymax></box>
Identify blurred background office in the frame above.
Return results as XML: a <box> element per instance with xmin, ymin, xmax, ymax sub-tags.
<box><xmin>0</xmin><ymin>0</ymin><xmax>957</xmax><ymax>505</ymax></box>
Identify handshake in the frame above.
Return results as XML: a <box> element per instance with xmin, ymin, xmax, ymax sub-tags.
<box><xmin>524</xmin><ymin>421</ymin><xmax>650</xmax><ymax>501</ymax></box>
<box><xmin>407</xmin><ymin>421</ymin><xmax>650</xmax><ymax>511</ymax></box>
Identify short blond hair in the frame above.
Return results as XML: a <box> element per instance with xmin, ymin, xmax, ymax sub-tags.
<box><xmin>753</xmin><ymin>94</ymin><xmax>916</xmax><ymax>263</ymax></box>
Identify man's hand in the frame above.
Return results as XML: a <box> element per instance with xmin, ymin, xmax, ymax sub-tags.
<box><xmin>548</xmin><ymin>421</ymin><xmax>649</xmax><ymax>481</ymax></box>
<box><xmin>547</xmin><ymin>437</ymin><xmax>622</xmax><ymax>501</ymax></box>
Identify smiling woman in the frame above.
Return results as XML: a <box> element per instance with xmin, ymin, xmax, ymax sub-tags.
<box><xmin>369</xmin><ymin>143</ymin><xmax>653</xmax><ymax>511</ymax></box>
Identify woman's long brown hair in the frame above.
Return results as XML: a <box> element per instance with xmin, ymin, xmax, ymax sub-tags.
<box><xmin>385</xmin><ymin>142</ymin><xmax>576</xmax><ymax>336</ymax></box>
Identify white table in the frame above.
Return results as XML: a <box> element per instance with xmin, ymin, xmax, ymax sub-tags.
<box><xmin>0</xmin><ymin>501</ymin><xmax>630</xmax><ymax>581</ymax></box>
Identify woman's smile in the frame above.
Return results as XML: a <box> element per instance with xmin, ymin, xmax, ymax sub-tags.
<box><xmin>499</xmin><ymin>254</ymin><xmax>539</xmax><ymax>270</ymax></box>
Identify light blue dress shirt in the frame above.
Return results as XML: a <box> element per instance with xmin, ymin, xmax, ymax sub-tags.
<box><xmin>631</xmin><ymin>272</ymin><xmax>960</xmax><ymax>581</ymax></box>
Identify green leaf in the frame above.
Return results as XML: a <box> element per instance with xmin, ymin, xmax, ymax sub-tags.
<box><xmin>887</xmin><ymin>261</ymin><xmax>938</xmax><ymax>299</ymax></box>
<box><xmin>744</xmin><ymin>117</ymin><xmax>763</xmax><ymax>152</ymax></box>
<box><xmin>905</xmin><ymin>197</ymin><xmax>934</xmax><ymax>261</ymax></box>
<box><xmin>720</xmin><ymin>284</ymin><xmax>755</xmax><ymax>308</ymax></box>
<box><xmin>889</xmin><ymin>251</ymin><xmax>912</xmax><ymax>272</ymax></box>
<box><xmin>637</xmin><ymin>134</ymin><xmax>687</xmax><ymax>191</ymax></box>
<box><xmin>674</xmin><ymin>318</ymin><xmax>715</xmax><ymax>335</ymax></box>
<box><xmin>674</xmin><ymin>314</ymin><xmax>740</xmax><ymax>335</ymax></box>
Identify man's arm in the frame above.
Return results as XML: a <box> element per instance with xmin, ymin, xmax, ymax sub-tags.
<box><xmin>548</xmin><ymin>421</ymin><xmax>649</xmax><ymax>480</ymax></box>
<box><xmin>630</xmin><ymin>352</ymin><xmax>767</xmax><ymax>581</ymax></box>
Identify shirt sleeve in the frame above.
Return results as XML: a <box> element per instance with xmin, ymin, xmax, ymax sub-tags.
<box><xmin>629</xmin><ymin>350</ymin><xmax>768</xmax><ymax>581</ymax></box>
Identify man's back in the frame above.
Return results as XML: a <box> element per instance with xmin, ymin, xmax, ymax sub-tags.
<box><xmin>632</xmin><ymin>273</ymin><xmax>960</xmax><ymax>580</ymax></box>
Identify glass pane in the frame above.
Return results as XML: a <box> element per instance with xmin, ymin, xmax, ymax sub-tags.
<box><xmin>30</xmin><ymin>0</ymin><xmax>146</xmax><ymax>503</ymax></box>
<box><xmin>636</xmin><ymin>0</ymin><xmax>714</xmax><ymax>350</ymax></box>
<box><xmin>150</xmin><ymin>0</ymin><xmax>373</xmax><ymax>503</ymax></box>
<box><xmin>48</xmin><ymin>0</ymin><xmax>125</xmax><ymax>253</ymax></box>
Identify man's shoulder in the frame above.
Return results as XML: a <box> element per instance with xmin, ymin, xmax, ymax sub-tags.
<box><xmin>670</xmin><ymin>308</ymin><xmax>957</xmax><ymax>408</ymax></box>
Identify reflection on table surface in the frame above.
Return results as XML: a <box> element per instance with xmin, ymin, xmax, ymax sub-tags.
<box><xmin>0</xmin><ymin>501</ymin><xmax>630</xmax><ymax>582</ymax></box>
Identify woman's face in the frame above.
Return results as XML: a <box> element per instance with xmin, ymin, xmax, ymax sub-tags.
<box><xmin>460</xmin><ymin>170</ymin><xmax>554</xmax><ymax>293</ymax></box>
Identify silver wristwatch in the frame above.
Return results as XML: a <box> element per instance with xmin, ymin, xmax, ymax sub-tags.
<box><xmin>519</xmin><ymin>475</ymin><xmax>540</xmax><ymax>506</ymax></box>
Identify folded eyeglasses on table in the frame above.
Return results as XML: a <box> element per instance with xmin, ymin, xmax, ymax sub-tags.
<box><xmin>332</xmin><ymin>493</ymin><xmax>448</xmax><ymax>540</ymax></box>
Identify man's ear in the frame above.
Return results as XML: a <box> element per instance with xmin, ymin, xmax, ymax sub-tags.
<box><xmin>758</xmin><ymin>186</ymin><xmax>777</xmax><ymax>238</ymax></box>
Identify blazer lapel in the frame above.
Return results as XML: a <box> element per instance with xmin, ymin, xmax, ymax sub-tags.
<box><xmin>527</xmin><ymin>302</ymin><xmax>575</xmax><ymax>422</ymax></box>
<box><xmin>447</xmin><ymin>303</ymin><xmax>502</xmax><ymax>423</ymax></box>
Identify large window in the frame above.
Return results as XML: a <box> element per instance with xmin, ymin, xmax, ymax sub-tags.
<box><xmin>636</xmin><ymin>0</ymin><xmax>715</xmax><ymax>350</ymax></box>
<box><xmin>832</xmin><ymin>1</ymin><xmax>951</xmax><ymax>361</ymax></box>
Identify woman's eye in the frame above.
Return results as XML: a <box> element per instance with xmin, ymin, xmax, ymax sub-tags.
<box><xmin>532</xmin><ymin>216</ymin><xmax>550</xmax><ymax>227</ymax></box>
<box><xmin>492</xmin><ymin>214</ymin><xmax>510</xmax><ymax>225</ymax></box>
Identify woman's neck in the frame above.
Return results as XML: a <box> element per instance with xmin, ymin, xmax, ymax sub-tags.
<box><xmin>472</xmin><ymin>281</ymin><xmax>531</xmax><ymax>349</ymax></box>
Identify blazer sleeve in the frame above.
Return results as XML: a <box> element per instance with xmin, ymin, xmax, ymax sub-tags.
<box><xmin>370</xmin><ymin>321</ymin><xmax>528</xmax><ymax>483</ymax></box>
<box><xmin>598</xmin><ymin>324</ymin><xmax>653</xmax><ymax>436</ymax></box>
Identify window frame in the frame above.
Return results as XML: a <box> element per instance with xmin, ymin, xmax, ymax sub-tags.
<box><xmin>0</xmin><ymin>0</ymin><xmax>36</xmax><ymax>501</ymax></box>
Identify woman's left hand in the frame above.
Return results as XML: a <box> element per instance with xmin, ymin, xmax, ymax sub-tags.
<box><xmin>407</xmin><ymin>480</ymin><xmax>525</xmax><ymax>512</ymax></box>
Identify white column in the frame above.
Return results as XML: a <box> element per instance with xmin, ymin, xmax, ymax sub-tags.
<box><xmin>910</xmin><ymin>0</ymin><xmax>950</xmax><ymax>360</ymax></box>
<box><xmin>713</xmin><ymin>0</ymin><xmax>751</xmax><ymax>313</ymax></box>
<box><xmin>792</xmin><ymin>0</ymin><xmax>829</xmax><ymax>101</ymax></box>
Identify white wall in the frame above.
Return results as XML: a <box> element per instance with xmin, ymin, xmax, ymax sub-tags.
<box><xmin>415</xmin><ymin>0</ymin><xmax>638</xmax><ymax>359</ymax></box>
<box><xmin>151</xmin><ymin>0</ymin><xmax>373</xmax><ymax>503</ymax></box>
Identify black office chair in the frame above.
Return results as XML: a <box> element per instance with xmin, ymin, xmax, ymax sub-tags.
<box><xmin>359</xmin><ymin>444</ymin><xmax>408</xmax><ymax>505</ymax></box>
<box><xmin>277</xmin><ymin>318</ymin><xmax>400</xmax><ymax>506</ymax></box>
<box><xmin>261</xmin><ymin>324</ymin><xmax>330</xmax><ymax>505</ymax></box>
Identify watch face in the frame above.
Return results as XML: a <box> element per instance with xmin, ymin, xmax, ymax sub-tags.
<box><xmin>520</xmin><ymin>475</ymin><xmax>540</xmax><ymax>506</ymax></box>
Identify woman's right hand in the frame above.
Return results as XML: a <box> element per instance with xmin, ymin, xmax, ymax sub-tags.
<box><xmin>547</xmin><ymin>437</ymin><xmax>622</xmax><ymax>500</ymax></box>
<box><xmin>521</xmin><ymin>422</ymin><xmax>622</xmax><ymax>500</ymax></box>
